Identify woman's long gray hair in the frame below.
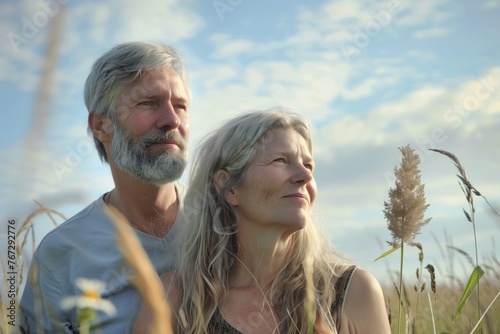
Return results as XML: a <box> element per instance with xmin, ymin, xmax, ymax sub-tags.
<box><xmin>177</xmin><ymin>108</ymin><xmax>351</xmax><ymax>333</ymax></box>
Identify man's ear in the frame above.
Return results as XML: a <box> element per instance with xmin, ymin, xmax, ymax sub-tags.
<box><xmin>213</xmin><ymin>169</ymin><xmax>238</xmax><ymax>206</ymax></box>
<box><xmin>88</xmin><ymin>113</ymin><xmax>113</xmax><ymax>143</ymax></box>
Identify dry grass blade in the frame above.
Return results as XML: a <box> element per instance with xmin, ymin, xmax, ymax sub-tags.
<box><xmin>428</xmin><ymin>149</ymin><xmax>468</xmax><ymax>179</ymax></box>
<box><xmin>470</xmin><ymin>291</ymin><xmax>500</xmax><ymax>333</ymax></box>
<box><xmin>27</xmin><ymin>0</ymin><xmax>64</xmax><ymax>144</ymax></box>
<box><xmin>448</xmin><ymin>246</ymin><xmax>475</xmax><ymax>268</ymax></box>
<box><xmin>462</xmin><ymin>209</ymin><xmax>472</xmax><ymax>223</ymax></box>
<box><xmin>103</xmin><ymin>205</ymin><xmax>173</xmax><ymax>334</ymax></box>
<box><xmin>483</xmin><ymin>198</ymin><xmax>500</xmax><ymax>221</ymax></box>
<box><xmin>411</xmin><ymin>242</ymin><xmax>422</xmax><ymax>251</ymax></box>
<box><xmin>427</xmin><ymin>291</ymin><xmax>437</xmax><ymax>334</ymax></box>
<box><xmin>17</xmin><ymin>207</ymin><xmax>65</xmax><ymax>236</ymax></box>
<box><xmin>457</xmin><ymin>175</ymin><xmax>478</xmax><ymax>195</ymax></box>
<box><xmin>0</xmin><ymin>257</ymin><xmax>11</xmax><ymax>333</ymax></box>
<box><xmin>304</xmin><ymin>258</ymin><xmax>314</xmax><ymax>334</ymax></box>
<box><xmin>14</xmin><ymin>204</ymin><xmax>66</xmax><ymax>297</ymax></box>
<box><xmin>429</xmin><ymin>148</ymin><xmax>475</xmax><ymax>204</ymax></box>
<box><xmin>430</xmin><ymin>147</ymin><xmax>485</xmax><ymax>324</ymax></box>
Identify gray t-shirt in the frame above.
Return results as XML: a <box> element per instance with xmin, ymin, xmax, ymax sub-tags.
<box><xmin>18</xmin><ymin>187</ymin><xmax>184</xmax><ymax>333</ymax></box>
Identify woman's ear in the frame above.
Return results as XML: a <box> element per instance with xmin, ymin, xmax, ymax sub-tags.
<box><xmin>213</xmin><ymin>169</ymin><xmax>238</xmax><ymax>206</ymax></box>
<box><xmin>88</xmin><ymin>113</ymin><xmax>113</xmax><ymax>143</ymax></box>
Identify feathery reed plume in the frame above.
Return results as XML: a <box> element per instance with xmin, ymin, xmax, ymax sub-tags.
<box><xmin>104</xmin><ymin>206</ymin><xmax>173</xmax><ymax>334</ymax></box>
<box><xmin>384</xmin><ymin>145</ymin><xmax>431</xmax><ymax>247</ymax></box>
<box><xmin>378</xmin><ymin>144</ymin><xmax>431</xmax><ymax>333</ymax></box>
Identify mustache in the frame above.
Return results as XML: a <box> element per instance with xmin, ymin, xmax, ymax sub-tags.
<box><xmin>139</xmin><ymin>131</ymin><xmax>187</xmax><ymax>150</ymax></box>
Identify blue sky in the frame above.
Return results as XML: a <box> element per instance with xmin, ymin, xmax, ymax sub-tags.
<box><xmin>1</xmin><ymin>0</ymin><xmax>500</xmax><ymax>293</ymax></box>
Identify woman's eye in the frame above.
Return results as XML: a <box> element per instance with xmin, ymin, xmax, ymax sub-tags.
<box><xmin>174</xmin><ymin>104</ymin><xmax>187</xmax><ymax>111</ymax></box>
<box><xmin>274</xmin><ymin>158</ymin><xmax>286</xmax><ymax>163</ymax></box>
<box><xmin>304</xmin><ymin>163</ymin><xmax>314</xmax><ymax>171</ymax></box>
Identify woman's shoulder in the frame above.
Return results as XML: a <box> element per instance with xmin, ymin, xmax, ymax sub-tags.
<box><xmin>340</xmin><ymin>268</ymin><xmax>391</xmax><ymax>333</ymax></box>
<box><xmin>346</xmin><ymin>267</ymin><xmax>382</xmax><ymax>299</ymax></box>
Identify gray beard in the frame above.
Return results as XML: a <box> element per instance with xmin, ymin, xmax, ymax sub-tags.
<box><xmin>110</xmin><ymin>122</ymin><xmax>187</xmax><ymax>185</ymax></box>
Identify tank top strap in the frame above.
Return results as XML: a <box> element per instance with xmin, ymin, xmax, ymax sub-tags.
<box><xmin>331</xmin><ymin>265</ymin><xmax>357</xmax><ymax>331</ymax></box>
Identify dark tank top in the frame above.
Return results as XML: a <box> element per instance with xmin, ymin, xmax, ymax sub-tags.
<box><xmin>208</xmin><ymin>265</ymin><xmax>357</xmax><ymax>333</ymax></box>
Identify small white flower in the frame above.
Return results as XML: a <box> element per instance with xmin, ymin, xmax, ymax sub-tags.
<box><xmin>60</xmin><ymin>278</ymin><xmax>116</xmax><ymax>316</ymax></box>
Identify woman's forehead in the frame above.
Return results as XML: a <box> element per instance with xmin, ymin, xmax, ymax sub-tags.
<box><xmin>257</xmin><ymin>128</ymin><xmax>312</xmax><ymax>155</ymax></box>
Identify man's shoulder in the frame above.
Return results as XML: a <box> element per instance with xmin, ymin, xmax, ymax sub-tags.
<box><xmin>34</xmin><ymin>196</ymin><xmax>110</xmax><ymax>255</ymax></box>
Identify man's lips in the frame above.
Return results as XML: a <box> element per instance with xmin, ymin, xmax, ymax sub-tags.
<box><xmin>150</xmin><ymin>140</ymin><xmax>182</xmax><ymax>149</ymax></box>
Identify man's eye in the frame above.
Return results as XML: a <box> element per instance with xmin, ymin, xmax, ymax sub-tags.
<box><xmin>174</xmin><ymin>104</ymin><xmax>187</xmax><ymax>111</ymax></box>
<box><xmin>304</xmin><ymin>163</ymin><xmax>314</xmax><ymax>171</ymax></box>
<box><xmin>138</xmin><ymin>101</ymin><xmax>155</xmax><ymax>107</ymax></box>
<box><xmin>274</xmin><ymin>158</ymin><xmax>286</xmax><ymax>163</ymax></box>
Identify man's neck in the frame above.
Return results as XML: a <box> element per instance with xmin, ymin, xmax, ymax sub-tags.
<box><xmin>108</xmin><ymin>170</ymin><xmax>180</xmax><ymax>238</ymax></box>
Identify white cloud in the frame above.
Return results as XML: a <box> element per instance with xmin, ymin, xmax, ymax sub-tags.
<box><xmin>407</xmin><ymin>50</ymin><xmax>436</xmax><ymax>62</ymax></box>
<box><xmin>396</xmin><ymin>0</ymin><xmax>452</xmax><ymax>26</ymax></box>
<box><xmin>111</xmin><ymin>0</ymin><xmax>205</xmax><ymax>42</ymax></box>
<box><xmin>188</xmin><ymin>58</ymin><xmax>350</xmax><ymax>146</ymax></box>
<box><xmin>413</xmin><ymin>27</ymin><xmax>449</xmax><ymax>39</ymax></box>
<box><xmin>342</xmin><ymin>78</ymin><xmax>379</xmax><ymax>99</ymax></box>
<box><xmin>0</xmin><ymin>0</ymin><xmax>205</xmax><ymax>96</ymax></box>
<box><xmin>0</xmin><ymin>119</ymin><xmax>113</xmax><ymax>207</ymax></box>
<box><xmin>316</xmin><ymin>65</ymin><xmax>500</xmax><ymax>152</ymax></box>
<box><xmin>483</xmin><ymin>0</ymin><xmax>500</xmax><ymax>9</ymax></box>
<box><xmin>209</xmin><ymin>34</ymin><xmax>255</xmax><ymax>59</ymax></box>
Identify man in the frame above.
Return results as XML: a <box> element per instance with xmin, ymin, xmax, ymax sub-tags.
<box><xmin>19</xmin><ymin>41</ymin><xmax>191</xmax><ymax>333</ymax></box>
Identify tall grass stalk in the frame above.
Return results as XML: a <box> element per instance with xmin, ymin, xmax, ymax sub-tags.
<box><xmin>4</xmin><ymin>6</ymin><xmax>65</xmax><ymax>332</ymax></box>
<box><xmin>397</xmin><ymin>243</ymin><xmax>405</xmax><ymax>333</ymax></box>
<box><xmin>429</xmin><ymin>148</ymin><xmax>490</xmax><ymax>324</ymax></box>
<box><xmin>470</xmin><ymin>292</ymin><xmax>500</xmax><ymax>333</ymax></box>
<box><xmin>413</xmin><ymin>242</ymin><xmax>425</xmax><ymax>326</ymax></box>
<box><xmin>427</xmin><ymin>291</ymin><xmax>437</xmax><ymax>334</ymax></box>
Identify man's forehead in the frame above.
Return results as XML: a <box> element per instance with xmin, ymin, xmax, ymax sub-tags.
<box><xmin>138</xmin><ymin>67</ymin><xmax>181</xmax><ymax>86</ymax></box>
<box><xmin>123</xmin><ymin>67</ymin><xmax>188</xmax><ymax>97</ymax></box>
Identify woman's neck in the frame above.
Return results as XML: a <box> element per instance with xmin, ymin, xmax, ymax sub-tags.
<box><xmin>229</xmin><ymin>227</ymin><xmax>296</xmax><ymax>289</ymax></box>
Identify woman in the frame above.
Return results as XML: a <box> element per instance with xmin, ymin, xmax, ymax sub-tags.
<box><xmin>135</xmin><ymin>108</ymin><xmax>390</xmax><ymax>333</ymax></box>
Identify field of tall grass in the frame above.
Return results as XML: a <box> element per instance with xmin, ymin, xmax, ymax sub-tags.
<box><xmin>377</xmin><ymin>146</ymin><xmax>500</xmax><ymax>334</ymax></box>
<box><xmin>382</xmin><ymin>248</ymin><xmax>500</xmax><ymax>333</ymax></box>
<box><xmin>1</xmin><ymin>147</ymin><xmax>499</xmax><ymax>333</ymax></box>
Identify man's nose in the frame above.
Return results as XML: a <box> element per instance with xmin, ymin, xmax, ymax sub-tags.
<box><xmin>155</xmin><ymin>102</ymin><xmax>180</xmax><ymax>130</ymax></box>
